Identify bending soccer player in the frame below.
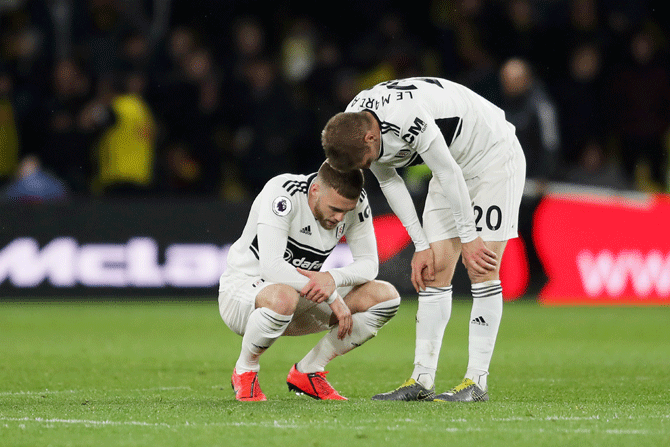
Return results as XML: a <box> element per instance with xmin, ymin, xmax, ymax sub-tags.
<box><xmin>322</xmin><ymin>77</ymin><xmax>526</xmax><ymax>402</ymax></box>
<box><xmin>219</xmin><ymin>161</ymin><xmax>401</xmax><ymax>401</ymax></box>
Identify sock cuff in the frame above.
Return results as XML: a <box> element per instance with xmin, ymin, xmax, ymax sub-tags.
<box><xmin>418</xmin><ymin>286</ymin><xmax>452</xmax><ymax>301</ymax></box>
<box><xmin>368</xmin><ymin>296</ymin><xmax>401</xmax><ymax>313</ymax></box>
<box><xmin>471</xmin><ymin>280</ymin><xmax>502</xmax><ymax>298</ymax></box>
<box><xmin>257</xmin><ymin>307</ymin><xmax>293</xmax><ymax>331</ymax></box>
<box><xmin>364</xmin><ymin>297</ymin><xmax>401</xmax><ymax>329</ymax></box>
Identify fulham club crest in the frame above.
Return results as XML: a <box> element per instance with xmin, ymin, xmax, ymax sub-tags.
<box><xmin>272</xmin><ymin>196</ymin><xmax>292</xmax><ymax>216</ymax></box>
<box><xmin>336</xmin><ymin>223</ymin><xmax>346</xmax><ymax>239</ymax></box>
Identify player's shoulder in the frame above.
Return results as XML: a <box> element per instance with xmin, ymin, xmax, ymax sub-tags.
<box><xmin>343</xmin><ymin>188</ymin><xmax>372</xmax><ymax>228</ymax></box>
<box><xmin>351</xmin><ymin>188</ymin><xmax>371</xmax><ymax>216</ymax></box>
<box><xmin>357</xmin><ymin>188</ymin><xmax>370</xmax><ymax>207</ymax></box>
<box><xmin>260</xmin><ymin>173</ymin><xmax>314</xmax><ymax>219</ymax></box>
<box><xmin>265</xmin><ymin>172</ymin><xmax>316</xmax><ymax>197</ymax></box>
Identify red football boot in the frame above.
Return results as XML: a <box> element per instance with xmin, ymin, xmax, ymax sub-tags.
<box><xmin>286</xmin><ymin>364</ymin><xmax>347</xmax><ymax>400</ymax></box>
<box><xmin>231</xmin><ymin>368</ymin><xmax>267</xmax><ymax>401</ymax></box>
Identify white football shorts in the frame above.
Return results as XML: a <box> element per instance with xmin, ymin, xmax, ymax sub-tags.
<box><xmin>423</xmin><ymin>137</ymin><xmax>526</xmax><ymax>243</ymax></box>
<box><xmin>218</xmin><ymin>270</ymin><xmax>353</xmax><ymax>337</ymax></box>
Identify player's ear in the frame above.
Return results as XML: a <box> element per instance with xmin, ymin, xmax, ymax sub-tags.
<box><xmin>364</xmin><ymin>130</ymin><xmax>375</xmax><ymax>143</ymax></box>
<box><xmin>309</xmin><ymin>181</ymin><xmax>320</xmax><ymax>196</ymax></box>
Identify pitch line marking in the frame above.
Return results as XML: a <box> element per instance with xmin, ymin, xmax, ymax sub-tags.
<box><xmin>0</xmin><ymin>386</ymin><xmax>191</xmax><ymax>396</ymax></box>
<box><xmin>1</xmin><ymin>417</ymin><xmax>172</xmax><ymax>428</ymax></box>
<box><xmin>1</xmin><ymin>416</ymin><xmax>667</xmax><ymax>435</ymax></box>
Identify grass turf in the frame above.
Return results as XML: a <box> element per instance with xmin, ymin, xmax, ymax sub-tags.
<box><xmin>0</xmin><ymin>299</ymin><xmax>668</xmax><ymax>447</ymax></box>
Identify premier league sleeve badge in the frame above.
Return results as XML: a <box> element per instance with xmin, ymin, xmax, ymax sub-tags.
<box><xmin>272</xmin><ymin>196</ymin><xmax>292</xmax><ymax>216</ymax></box>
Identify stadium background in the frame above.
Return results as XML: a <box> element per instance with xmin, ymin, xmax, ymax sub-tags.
<box><xmin>1</xmin><ymin>0</ymin><xmax>669</xmax><ymax>304</ymax></box>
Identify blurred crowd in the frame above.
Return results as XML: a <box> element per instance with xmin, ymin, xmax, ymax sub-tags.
<box><xmin>0</xmin><ymin>0</ymin><xmax>669</xmax><ymax>203</ymax></box>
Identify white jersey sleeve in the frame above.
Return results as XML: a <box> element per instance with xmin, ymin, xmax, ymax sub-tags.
<box><xmin>256</xmin><ymin>223</ymin><xmax>310</xmax><ymax>290</ymax></box>
<box><xmin>250</xmin><ymin>177</ymin><xmax>312</xmax><ymax>290</ymax></box>
<box><xmin>420</xmin><ymin>134</ymin><xmax>477</xmax><ymax>242</ymax></box>
<box><xmin>370</xmin><ymin>163</ymin><xmax>431</xmax><ymax>251</ymax></box>
<box><xmin>328</xmin><ymin>190</ymin><xmax>379</xmax><ymax>286</ymax></box>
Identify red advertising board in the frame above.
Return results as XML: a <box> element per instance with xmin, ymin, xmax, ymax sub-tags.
<box><xmin>533</xmin><ymin>193</ymin><xmax>670</xmax><ymax>305</ymax></box>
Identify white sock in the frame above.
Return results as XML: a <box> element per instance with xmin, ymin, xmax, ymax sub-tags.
<box><xmin>412</xmin><ymin>286</ymin><xmax>452</xmax><ymax>389</ymax></box>
<box><xmin>466</xmin><ymin>280</ymin><xmax>503</xmax><ymax>391</ymax></box>
<box><xmin>297</xmin><ymin>297</ymin><xmax>400</xmax><ymax>373</ymax></box>
<box><xmin>235</xmin><ymin>307</ymin><xmax>292</xmax><ymax>373</ymax></box>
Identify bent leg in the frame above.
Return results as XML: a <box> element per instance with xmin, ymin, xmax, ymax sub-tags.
<box><xmin>236</xmin><ymin>284</ymin><xmax>297</xmax><ymax>372</ymax></box>
<box><xmin>297</xmin><ymin>280</ymin><xmax>401</xmax><ymax>373</ymax></box>
<box><xmin>466</xmin><ymin>240</ymin><xmax>507</xmax><ymax>390</ymax></box>
<box><xmin>411</xmin><ymin>237</ymin><xmax>461</xmax><ymax>389</ymax></box>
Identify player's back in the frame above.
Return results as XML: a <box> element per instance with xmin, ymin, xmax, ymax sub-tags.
<box><xmin>347</xmin><ymin>77</ymin><xmax>517</xmax><ymax>178</ymax></box>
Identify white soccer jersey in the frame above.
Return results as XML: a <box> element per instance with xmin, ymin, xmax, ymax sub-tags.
<box><xmin>225</xmin><ymin>172</ymin><xmax>378</xmax><ymax>289</ymax></box>
<box><xmin>345</xmin><ymin>77</ymin><xmax>517</xmax><ymax>179</ymax></box>
<box><xmin>345</xmin><ymin>77</ymin><xmax>522</xmax><ymax>246</ymax></box>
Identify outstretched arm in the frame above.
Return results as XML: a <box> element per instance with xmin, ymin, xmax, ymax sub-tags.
<box><xmin>370</xmin><ymin>163</ymin><xmax>435</xmax><ymax>291</ymax></box>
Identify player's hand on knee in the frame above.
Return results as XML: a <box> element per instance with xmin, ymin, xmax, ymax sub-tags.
<box><xmin>411</xmin><ymin>248</ymin><xmax>435</xmax><ymax>292</ymax></box>
<box><xmin>328</xmin><ymin>296</ymin><xmax>352</xmax><ymax>339</ymax></box>
<box><xmin>461</xmin><ymin>237</ymin><xmax>497</xmax><ymax>276</ymax></box>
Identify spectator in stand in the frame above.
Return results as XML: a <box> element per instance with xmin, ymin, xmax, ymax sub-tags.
<box><xmin>0</xmin><ymin>71</ymin><xmax>20</xmax><ymax>187</ymax></box>
<box><xmin>498</xmin><ymin>57</ymin><xmax>561</xmax><ymax>184</ymax></box>
<box><xmin>564</xmin><ymin>138</ymin><xmax>632</xmax><ymax>191</ymax></box>
<box><xmin>90</xmin><ymin>71</ymin><xmax>157</xmax><ymax>196</ymax></box>
<box><xmin>607</xmin><ymin>23</ymin><xmax>670</xmax><ymax>191</ymax></box>
<box><xmin>159</xmin><ymin>46</ymin><xmax>224</xmax><ymax>196</ymax></box>
<box><xmin>1</xmin><ymin>154</ymin><xmax>69</xmax><ymax>203</ymax></box>
<box><xmin>2</xmin><ymin>1</ymin><xmax>670</xmax><ymax>196</ymax></box>
<box><xmin>36</xmin><ymin>58</ymin><xmax>95</xmax><ymax>193</ymax></box>
<box><xmin>229</xmin><ymin>56</ymin><xmax>300</xmax><ymax>195</ymax></box>
<box><xmin>554</xmin><ymin>42</ymin><xmax>607</xmax><ymax>168</ymax></box>
<box><xmin>494</xmin><ymin>0</ymin><xmax>542</xmax><ymax>64</ymax></box>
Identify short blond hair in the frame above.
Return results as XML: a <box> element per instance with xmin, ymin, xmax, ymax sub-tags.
<box><xmin>321</xmin><ymin>112</ymin><xmax>373</xmax><ymax>171</ymax></box>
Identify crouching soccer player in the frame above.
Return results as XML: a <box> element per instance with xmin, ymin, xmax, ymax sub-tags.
<box><xmin>218</xmin><ymin>161</ymin><xmax>401</xmax><ymax>401</ymax></box>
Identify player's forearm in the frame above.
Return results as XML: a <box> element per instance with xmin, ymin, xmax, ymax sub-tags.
<box><xmin>434</xmin><ymin>170</ymin><xmax>477</xmax><ymax>242</ymax></box>
<box><xmin>257</xmin><ymin>224</ymin><xmax>309</xmax><ymax>291</ymax></box>
<box><xmin>372</xmin><ymin>166</ymin><xmax>430</xmax><ymax>251</ymax></box>
<box><xmin>421</xmin><ymin>141</ymin><xmax>477</xmax><ymax>243</ymax></box>
<box><xmin>329</xmin><ymin>255</ymin><xmax>378</xmax><ymax>287</ymax></box>
<box><xmin>258</xmin><ymin>256</ymin><xmax>309</xmax><ymax>291</ymax></box>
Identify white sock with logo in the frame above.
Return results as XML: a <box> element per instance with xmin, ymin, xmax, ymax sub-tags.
<box><xmin>235</xmin><ymin>307</ymin><xmax>292</xmax><ymax>373</ymax></box>
<box><xmin>297</xmin><ymin>297</ymin><xmax>400</xmax><ymax>373</ymax></box>
<box><xmin>466</xmin><ymin>280</ymin><xmax>503</xmax><ymax>391</ymax></box>
<box><xmin>411</xmin><ymin>286</ymin><xmax>452</xmax><ymax>389</ymax></box>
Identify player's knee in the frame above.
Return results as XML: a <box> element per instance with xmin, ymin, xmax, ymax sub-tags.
<box><xmin>358</xmin><ymin>281</ymin><xmax>401</xmax><ymax>329</ymax></box>
<box><xmin>368</xmin><ymin>280</ymin><xmax>400</xmax><ymax>305</ymax></box>
<box><xmin>466</xmin><ymin>254</ymin><xmax>503</xmax><ymax>284</ymax></box>
<box><xmin>431</xmin><ymin>255</ymin><xmax>457</xmax><ymax>285</ymax></box>
<box><xmin>467</xmin><ymin>269</ymin><xmax>500</xmax><ymax>284</ymax></box>
<box><xmin>258</xmin><ymin>284</ymin><xmax>299</xmax><ymax>316</ymax></box>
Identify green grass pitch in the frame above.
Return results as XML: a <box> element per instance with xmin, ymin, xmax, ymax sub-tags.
<box><xmin>1</xmin><ymin>298</ymin><xmax>668</xmax><ymax>447</ymax></box>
